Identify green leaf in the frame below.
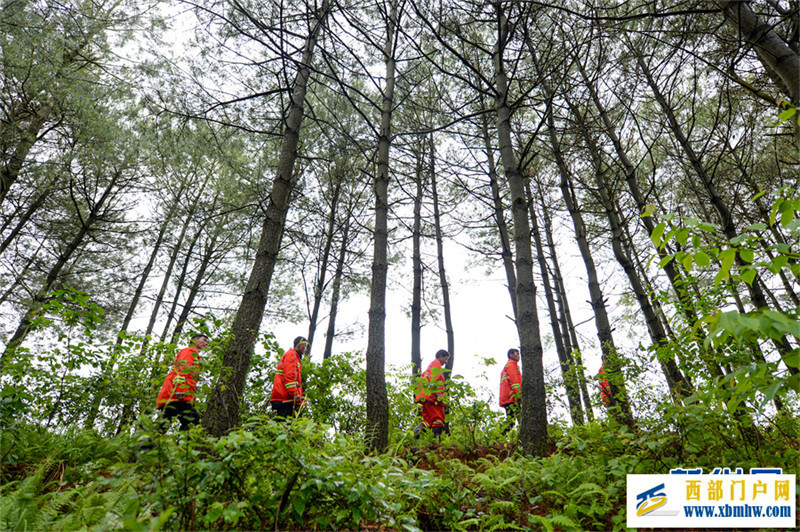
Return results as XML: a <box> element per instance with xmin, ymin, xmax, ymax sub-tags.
<box><xmin>770</xmin><ymin>255</ymin><xmax>789</xmax><ymax>273</ymax></box>
<box><xmin>676</xmin><ymin>228</ymin><xmax>688</xmax><ymax>246</ymax></box>
<box><xmin>698</xmin><ymin>222</ymin><xmax>718</xmax><ymax>232</ymax></box>
<box><xmin>293</xmin><ymin>498</ymin><xmax>306</xmax><ymax>516</ymax></box>
<box><xmin>740</xmin><ymin>267</ymin><xmax>756</xmax><ymax>286</ymax></box>
<box><xmin>720</xmin><ymin>248</ymin><xmax>736</xmax><ymax>275</ymax></box>
<box><xmin>745</xmin><ymin>222</ymin><xmax>767</xmax><ymax>231</ymax></box>
<box><xmin>651</xmin><ymin>222</ymin><xmax>667</xmax><ymax>248</ymax></box>
<box><xmin>780</xmin><ymin>206</ymin><xmax>794</xmax><ymax>227</ymax></box>
<box><xmin>682</xmin><ymin>253</ymin><xmax>693</xmax><ymax>271</ymax></box>
<box><xmin>726</xmin><ymin>395</ymin><xmax>742</xmax><ymax>413</ymax></box>
<box><xmin>153</xmin><ymin>507</ymin><xmax>176</xmax><ymax>532</ymax></box>
<box><xmin>694</xmin><ymin>251</ymin><xmax>710</xmax><ymax>267</ymax></box>
<box><xmin>786</xmin><ymin>373</ymin><xmax>800</xmax><ymax>393</ymax></box>
<box><xmin>739</xmin><ymin>248</ymin><xmax>754</xmax><ymax>263</ymax></box>
<box><xmin>206</xmin><ymin>503</ymin><xmax>224</xmax><ymax>522</ymax></box>
<box><xmin>782</xmin><ymin>350</ymin><xmax>800</xmax><ymax>370</ymax></box>
<box><xmin>761</xmin><ymin>381</ymin><xmax>782</xmax><ymax>406</ymax></box>
<box><xmin>122</xmin><ymin>518</ymin><xmax>147</xmax><ymax>532</ymax></box>
<box><xmin>778</xmin><ymin>106</ymin><xmax>797</xmax><ymax>122</ymax></box>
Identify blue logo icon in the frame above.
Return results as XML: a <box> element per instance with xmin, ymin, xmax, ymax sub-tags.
<box><xmin>636</xmin><ymin>484</ymin><xmax>667</xmax><ymax>516</ymax></box>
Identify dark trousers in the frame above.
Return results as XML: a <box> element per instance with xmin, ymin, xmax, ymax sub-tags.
<box><xmin>271</xmin><ymin>401</ymin><xmax>301</xmax><ymax>420</ymax></box>
<box><xmin>133</xmin><ymin>402</ymin><xmax>200</xmax><ymax>460</ymax></box>
<box><xmin>501</xmin><ymin>402</ymin><xmax>519</xmax><ymax>434</ymax></box>
<box><xmin>158</xmin><ymin>401</ymin><xmax>200</xmax><ymax>431</ymax></box>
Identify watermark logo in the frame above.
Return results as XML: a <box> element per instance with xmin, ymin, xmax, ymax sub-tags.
<box><xmin>627</xmin><ymin>469</ymin><xmax>795</xmax><ymax>528</ymax></box>
<box><xmin>636</xmin><ymin>483</ymin><xmax>667</xmax><ymax>516</ymax></box>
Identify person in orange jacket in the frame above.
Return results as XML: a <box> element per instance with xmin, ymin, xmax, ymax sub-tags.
<box><xmin>270</xmin><ymin>336</ymin><xmax>308</xmax><ymax>419</ymax></box>
<box><xmin>499</xmin><ymin>348</ymin><xmax>521</xmax><ymax>433</ymax></box>
<box><xmin>413</xmin><ymin>349</ymin><xmax>449</xmax><ymax>438</ymax></box>
<box><xmin>598</xmin><ymin>364</ymin><xmax>612</xmax><ymax>407</ymax></box>
<box><xmin>156</xmin><ymin>334</ymin><xmax>210</xmax><ymax>431</ymax></box>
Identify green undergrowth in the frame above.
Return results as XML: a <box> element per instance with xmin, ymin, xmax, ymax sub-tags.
<box><xmin>2</xmin><ymin>407</ymin><xmax>797</xmax><ymax>532</ymax></box>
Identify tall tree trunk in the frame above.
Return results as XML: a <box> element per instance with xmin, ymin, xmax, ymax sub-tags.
<box><xmin>526</xmin><ymin>182</ymin><xmax>584</xmax><ymax>424</ymax></box>
<box><xmin>576</xmin><ymin>56</ymin><xmax>724</xmax><ymax>379</ymax></box>
<box><xmin>323</xmin><ymin>213</ymin><xmax>351</xmax><ymax>360</ymax></box>
<box><xmin>494</xmin><ymin>2</ymin><xmax>547</xmax><ymax>456</ymax></box>
<box><xmin>139</xmin><ymin>189</ymin><xmax>203</xmax><ymax>354</ymax></box>
<box><xmin>120</xmin><ymin>211</ymin><xmax>178</xmax><ymax>343</ymax></box>
<box><xmin>536</xmin><ymin>184</ymin><xmax>594</xmax><ymax>421</ymax></box>
<box><xmin>170</xmin><ymin>230</ymin><xmax>220</xmax><ymax>344</ymax></box>
<box><xmin>481</xmin><ymin>108</ymin><xmax>517</xmax><ymax>321</ymax></box>
<box><xmin>0</xmin><ymin>169</ymin><xmax>122</xmax><ymax>368</ymax></box>
<box><xmin>0</xmin><ymin>100</ymin><xmax>54</xmax><ymax>206</ymax></box>
<box><xmin>159</xmin><ymin>227</ymin><xmax>202</xmax><ymax>343</ymax></box>
<box><xmin>84</xmin><ymin>198</ymin><xmax>183</xmax><ymax>428</ymax></box>
<box><xmin>635</xmin><ymin>47</ymin><xmax>799</xmax><ymax>376</ymax></box>
<box><xmin>569</xmin><ymin>101</ymin><xmax>692</xmax><ymax>401</ymax></box>
<box><xmin>544</xmin><ymin>92</ymin><xmax>635</xmax><ymax>430</ymax></box>
<box><xmin>411</xmin><ymin>137</ymin><xmax>424</xmax><ymax>377</ymax></box>
<box><xmin>0</xmin><ymin>174</ymin><xmax>60</xmax><ymax>257</ymax></box>
<box><xmin>716</xmin><ymin>1</ymin><xmax>800</xmax><ymax>105</ymax></box>
<box><xmin>365</xmin><ymin>0</ymin><xmax>399</xmax><ymax>454</ymax></box>
<box><xmin>203</xmin><ymin>1</ymin><xmax>331</xmax><ymax>436</ymax></box>
<box><xmin>430</xmin><ymin>133</ymin><xmax>455</xmax><ymax>374</ymax></box>
<box><xmin>307</xmin><ymin>177</ymin><xmax>342</xmax><ymax>352</ymax></box>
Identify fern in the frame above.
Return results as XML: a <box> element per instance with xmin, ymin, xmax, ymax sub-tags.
<box><xmin>568</xmin><ymin>481</ymin><xmax>609</xmax><ymax>503</ymax></box>
<box><xmin>548</xmin><ymin>512</ymin><xmax>580</xmax><ymax>530</ymax></box>
<box><xmin>530</xmin><ymin>515</ymin><xmax>555</xmax><ymax>532</ymax></box>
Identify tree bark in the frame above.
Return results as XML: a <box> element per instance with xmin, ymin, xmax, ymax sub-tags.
<box><xmin>430</xmin><ymin>133</ymin><xmax>455</xmax><ymax>374</ymax></box>
<box><xmin>170</xmin><ymin>230</ymin><xmax>220</xmax><ymax>344</ymax></box>
<box><xmin>138</xmin><ymin>184</ymin><xmax>205</xmax><ymax>356</ymax></box>
<box><xmin>480</xmin><ymin>106</ymin><xmax>517</xmax><ymax>321</ymax></box>
<box><xmin>323</xmin><ymin>213</ymin><xmax>351</xmax><ymax>360</ymax></box>
<box><xmin>0</xmin><ymin>168</ymin><xmax>123</xmax><ymax>368</ymax></box>
<box><xmin>535</xmin><ymin>184</ymin><xmax>594</xmax><ymax>421</ymax></box>
<box><xmin>716</xmin><ymin>1</ymin><xmax>800</xmax><ymax>105</ymax></box>
<box><xmin>202</xmin><ymin>1</ymin><xmax>331</xmax><ymax>436</ymax></box>
<box><xmin>159</xmin><ymin>227</ymin><xmax>202</xmax><ymax>343</ymax></box>
<box><xmin>411</xmin><ymin>136</ymin><xmax>424</xmax><ymax>377</ymax></box>
<box><xmin>636</xmin><ymin>48</ymin><xmax>799</xmax><ymax>376</ymax></box>
<box><xmin>526</xmin><ymin>182</ymin><xmax>584</xmax><ymax>424</ymax></box>
<box><xmin>544</xmin><ymin>91</ymin><xmax>635</xmax><ymax>430</ymax></box>
<box><xmin>365</xmin><ymin>0</ymin><xmax>398</xmax><ymax>454</ymax></box>
<box><xmin>576</xmin><ymin>55</ymin><xmax>724</xmax><ymax>379</ymax></box>
<box><xmin>493</xmin><ymin>2</ymin><xmax>547</xmax><ymax>456</ymax></box>
<box><xmin>569</xmin><ymin>101</ymin><xmax>692</xmax><ymax>401</ymax></box>
<box><xmin>307</xmin><ymin>176</ymin><xmax>342</xmax><ymax>352</ymax></box>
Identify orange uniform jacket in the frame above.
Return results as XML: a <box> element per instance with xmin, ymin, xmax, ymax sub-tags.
<box><xmin>598</xmin><ymin>365</ymin><xmax>611</xmax><ymax>406</ymax></box>
<box><xmin>499</xmin><ymin>359</ymin><xmax>521</xmax><ymax>406</ymax></box>
<box><xmin>157</xmin><ymin>346</ymin><xmax>201</xmax><ymax>408</ymax></box>
<box><xmin>270</xmin><ymin>348</ymin><xmax>304</xmax><ymax>403</ymax></box>
<box><xmin>415</xmin><ymin>359</ymin><xmax>446</xmax><ymax>404</ymax></box>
